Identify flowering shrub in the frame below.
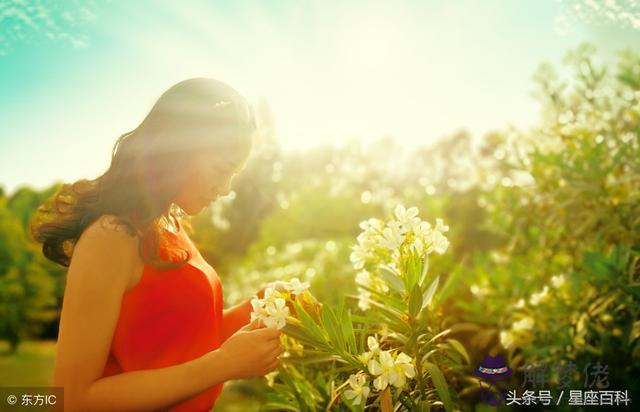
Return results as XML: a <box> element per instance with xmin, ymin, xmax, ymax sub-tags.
<box><xmin>454</xmin><ymin>44</ymin><xmax>640</xmax><ymax>393</ymax></box>
<box><xmin>253</xmin><ymin>205</ymin><xmax>469</xmax><ymax>411</ymax></box>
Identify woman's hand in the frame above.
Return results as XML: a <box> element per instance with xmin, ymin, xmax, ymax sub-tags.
<box><xmin>217</xmin><ymin>318</ymin><xmax>283</xmax><ymax>380</ymax></box>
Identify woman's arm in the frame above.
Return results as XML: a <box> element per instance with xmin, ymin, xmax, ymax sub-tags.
<box><xmin>53</xmin><ymin>216</ymin><xmax>230</xmax><ymax>411</ymax></box>
<box><xmin>81</xmin><ymin>350</ymin><xmax>228</xmax><ymax>411</ymax></box>
<box><xmin>220</xmin><ymin>287</ymin><xmax>266</xmax><ymax>343</ymax></box>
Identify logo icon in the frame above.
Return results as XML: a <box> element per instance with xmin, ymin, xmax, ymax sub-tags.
<box><xmin>475</xmin><ymin>354</ymin><xmax>513</xmax><ymax>406</ymax></box>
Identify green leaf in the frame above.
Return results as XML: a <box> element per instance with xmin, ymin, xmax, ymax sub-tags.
<box><xmin>622</xmin><ymin>284</ymin><xmax>640</xmax><ymax>300</ymax></box>
<box><xmin>409</xmin><ymin>283</ymin><xmax>423</xmax><ymax>319</ymax></box>
<box><xmin>263</xmin><ymin>402</ymin><xmax>300</xmax><ymax>411</ymax></box>
<box><xmin>283</xmin><ymin>323</ymin><xmax>324</xmax><ymax>348</ymax></box>
<box><xmin>424</xmin><ymin>361</ymin><xmax>453</xmax><ymax>412</ymax></box>
<box><xmin>321</xmin><ymin>305</ymin><xmax>346</xmax><ymax>352</ymax></box>
<box><xmin>292</xmin><ymin>300</ymin><xmax>327</xmax><ymax>344</ymax></box>
<box><xmin>422</xmin><ymin>275</ymin><xmax>440</xmax><ymax>310</ymax></box>
<box><xmin>419</xmin><ymin>254</ymin><xmax>430</xmax><ymax>287</ymax></box>
<box><xmin>408</xmin><ymin>250</ymin><xmax>422</xmax><ymax>288</ymax></box>
<box><xmin>357</xmin><ymin>282</ymin><xmax>405</xmax><ymax>311</ymax></box>
<box><xmin>342</xmin><ymin>309</ymin><xmax>358</xmax><ymax>353</ymax></box>
<box><xmin>285</xmin><ymin>354</ymin><xmax>344</xmax><ymax>364</ymax></box>
<box><xmin>349</xmin><ymin>312</ymin><xmax>381</xmax><ymax>325</ymax></box>
<box><xmin>427</xmin><ymin>329</ymin><xmax>451</xmax><ymax>344</ymax></box>
<box><xmin>379</xmin><ymin>265</ymin><xmax>405</xmax><ymax>292</ymax></box>
<box><xmin>366</xmin><ymin>299</ymin><xmax>411</xmax><ymax>332</ymax></box>
<box><xmin>434</xmin><ymin>259</ymin><xmax>465</xmax><ymax>305</ymax></box>
<box><xmin>446</xmin><ymin>338</ymin><xmax>471</xmax><ymax>364</ymax></box>
<box><xmin>416</xmin><ymin>400</ymin><xmax>431</xmax><ymax>412</ymax></box>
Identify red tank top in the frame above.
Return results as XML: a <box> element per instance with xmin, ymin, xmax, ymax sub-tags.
<box><xmin>100</xmin><ymin>213</ymin><xmax>248</xmax><ymax>411</ymax></box>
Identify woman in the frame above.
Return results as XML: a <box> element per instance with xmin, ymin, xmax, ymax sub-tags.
<box><xmin>30</xmin><ymin>78</ymin><xmax>282</xmax><ymax>411</ymax></box>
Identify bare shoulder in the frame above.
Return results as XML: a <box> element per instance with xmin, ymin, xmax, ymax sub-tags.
<box><xmin>76</xmin><ymin>215</ymin><xmax>139</xmax><ymax>260</ymax></box>
<box><xmin>70</xmin><ymin>214</ymin><xmax>142</xmax><ymax>292</ymax></box>
<box><xmin>82</xmin><ymin>214</ymin><xmax>137</xmax><ymax>239</ymax></box>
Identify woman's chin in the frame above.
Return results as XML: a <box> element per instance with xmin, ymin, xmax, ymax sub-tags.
<box><xmin>197</xmin><ymin>200</ymin><xmax>213</xmax><ymax>212</ymax></box>
<box><xmin>180</xmin><ymin>198</ymin><xmax>215</xmax><ymax>215</ymax></box>
<box><xmin>179</xmin><ymin>204</ymin><xmax>201</xmax><ymax>216</ymax></box>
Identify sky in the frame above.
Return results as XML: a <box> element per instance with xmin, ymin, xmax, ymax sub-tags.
<box><xmin>1</xmin><ymin>0</ymin><xmax>639</xmax><ymax>194</ymax></box>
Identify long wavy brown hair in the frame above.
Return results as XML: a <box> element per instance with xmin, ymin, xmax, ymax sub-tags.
<box><xmin>29</xmin><ymin>78</ymin><xmax>256</xmax><ymax>270</ymax></box>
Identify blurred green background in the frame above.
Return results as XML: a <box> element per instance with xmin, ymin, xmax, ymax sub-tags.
<box><xmin>1</xmin><ymin>1</ymin><xmax>640</xmax><ymax>410</ymax></box>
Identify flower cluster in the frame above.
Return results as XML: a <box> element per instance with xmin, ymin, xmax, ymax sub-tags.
<box><xmin>350</xmin><ymin>205</ymin><xmax>450</xmax><ymax>270</ymax></box>
<box><xmin>361</xmin><ymin>336</ymin><xmax>415</xmax><ymax>389</ymax></box>
<box><xmin>250</xmin><ymin>277</ymin><xmax>311</xmax><ymax>329</ymax></box>
<box><xmin>351</xmin><ymin>205</ymin><xmax>450</xmax><ymax>312</ymax></box>
<box><xmin>341</xmin><ymin>336</ymin><xmax>416</xmax><ymax>406</ymax></box>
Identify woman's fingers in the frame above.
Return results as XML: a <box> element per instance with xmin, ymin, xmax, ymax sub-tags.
<box><xmin>250</xmin><ymin>326</ymin><xmax>281</xmax><ymax>341</ymax></box>
<box><xmin>265</xmin><ymin>357</ymin><xmax>281</xmax><ymax>372</ymax></box>
<box><xmin>241</xmin><ymin>318</ymin><xmax>264</xmax><ymax>331</ymax></box>
<box><xmin>266</xmin><ymin>344</ymin><xmax>282</xmax><ymax>360</ymax></box>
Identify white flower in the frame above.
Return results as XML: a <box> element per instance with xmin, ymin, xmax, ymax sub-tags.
<box><xmin>500</xmin><ymin>330</ymin><xmax>515</xmax><ymax>348</ymax></box>
<box><xmin>512</xmin><ymin>316</ymin><xmax>534</xmax><ymax>331</ymax></box>
<box><xmin>368</xmin><ymin>350</ymin><xmax>415</xmax><ymax>390</ymax></box>
<box><xmin>263</xmin><ymin>285</ymin><xmax>278</xmax><ymax>300</ymax></box>
<box><xmin>410</xmin><ymin>237</ymin><xmax>425</xmax><ymax>255</ymax></box>
<box><xmin>343</xmin><ymin>373</ymin><xmax>371</xmax><ymax>406</ymax></box>
<box><xmin>358</xmin><ymin>335</ymin><xmax>381</xmax><ymax>364</ymax></box>
<box><xmin>412</xmin><ymin>219</ymin><xmax>450</xmax><ymax>256</ymax></box>
<box><xmin>413</xmin><ymin>221</ymin><xmax>432</xmax><ymax>238</ymax></box>
<box><xmin>379</xmin><ymin>221</ymin><xmax>405</xmax><ymax>250</ymax></box>
<box><xmin>355</xmin><ymin>270</ymin><xmax>372</xmax><ymax>288</ymax></box>
<box><xmin>426</xmin><ymin>230</ymin><xmax>450</xmax><ymax>255</ymax></box>
<box><xmin>368</xmin><ymin>335</ymin><xmax>380</xmax><ymax>351</ymax></box>
<box><xmin>514</xmin><ymin>298</ymin><xmax>526</xmax><ymax>308</ymax></box>
<box><xmin>356</xmin><ymin>271</ymin><xmax>373</xmax><ymax>311</ymax></box>
<box><xmin>250</xmin><ymin>286</ymin><xmax>290</xmax><ymax>329</ymax></box>
<box><xmin>434</xmin><ymin>218</ymin><xmax>450</xmax><ymax>233</ymax></box>
<box><xmin>356</xmin><ymin>231</ymin><xmax>378</xmax><ymax>249</ymax></box>
<box><xmin>529</xmin><ymin>286</ymin><xmax>549</xmax><ymax>306</ymax></box>
<box><xmin>250</xmin><ymin>297</ymin><xmax>267</xmax><ymax>322</ymax></box>
<box><xmin>367</xmin><ymin>350</ymin><xmax>395</xmax><ymax>390</ymax></box>
<box><xmin>393</xmin><ymin>352</ymin><xmax>416</xmax><ymax>388</ymax></box>
<box><xmin>394</xmin><ymin>205</ymin><xmax>421</xmax><ymax>233</ymax></box>
<box><xmin>551</xmin><ymin>274</ymin><xmax>566</xmax><ymax>288</ymax></box>
<box><xmin>350</xmin><ymin>244</ymin><xmax>368</xmax><ymax>270</ymax></box>
<box><xmin>281</xmin><ymin>277</ymin><xmax>310</xmax><ymax>295</ymax></box>
<box><xmin>357</xmin><ymin>290</ymin><xmax>372</xmax><ymax>311</ymax></box>
<box><xmin>390</xmin><ymin>248</ymin><xmax>403</xmax><ymax>269</ymax></box>
<box><xmin>359</xmin><ymin>218</ymin><xmax>384</xmax><ymax>231</ymax></box>
<box><xmin>263</xmin><ymin>297</ymin><xmax>289</xmax><ymax>329</ymax></box>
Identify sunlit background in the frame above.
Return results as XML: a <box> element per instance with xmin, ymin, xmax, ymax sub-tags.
<box><xmin>1</xmin><ymin>0</ymin><xmax>639</xmax><ymax>193</ymax></box>
<box><xmin>1</xmin><ymin>1</ymin><xmax>640</xmax><ymax>411</ymax></box>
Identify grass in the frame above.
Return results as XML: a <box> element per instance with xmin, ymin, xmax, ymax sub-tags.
<box><xmin>0</xmin><ymin>339</ymin><xmax>263</xmax><ymax>411</ymax></box>
<box><xmin>0</xmin><ymin>340</ymin><xmax>57</xmax><ymax>387</ymax></box>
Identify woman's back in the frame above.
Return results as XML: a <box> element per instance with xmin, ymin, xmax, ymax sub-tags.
<box><xmin>54</xmin><ymin>214</ymin><xmax>227</xmax><ymax>411</ymax></box>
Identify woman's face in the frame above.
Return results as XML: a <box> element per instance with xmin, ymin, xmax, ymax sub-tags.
<box><xmin>172</xmin><ymin>145</ymin><xmax>249</xmax><ymax>215</ymax></box>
